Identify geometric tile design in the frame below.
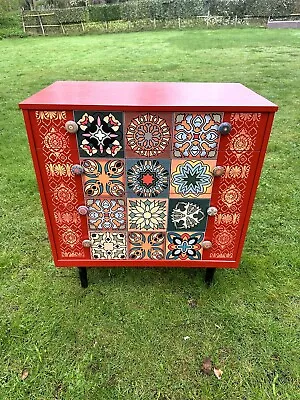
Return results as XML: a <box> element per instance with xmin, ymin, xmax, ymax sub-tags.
<box><xmin>125</xmin><ymin>112</ymin><xmax>172</xmax><ymax>158</ymax></box>
<box><xmin>74</xmin><ymin>111</ymin><xmax>124</xmax><ymax>158</ymax></box>
<box><xmin>128</xmin><ymin>232</ymin><xmax>165</xmax><ymax>260</ymax></box>
<box><xmin>168</xmin><ymin>199</ymin><xmax>209</xmax><ymax>232</ymax></box>
<box><xmin>87</xmin><ymin>198</ymin><xmax>126</xmax><ymax>231</ymax></box>
<box><xmin>166</xmin><ymin>231</ymin><xmax>204</xmax><ymax>260</ymax></box>
<box><xmin>90</xmin><ymin>232</ymin><xmax>127</xmax><ymax>259</ymax></box>
<box><xmin>127</xmin><ymin>198</ymin><xmax>168</xmax><ymax>231</ymax></box>
<box><xmin>126</xmin><ymin>159</ymin><xmax>170</xmax><ymax>197</ymax></box>
<box><xmin>81</xmin><ymin>159</ymin><xmax>125</xmax><ymax>197</ymax></box>
<box><xmin>173</xmin><ymin>113</ymin><xmax>223</xmax><ymax>158</ymax></box>
<box><xmin>170</xmin><ymin>159</ymin><xmax>216</xmax><ymax>198</ymax></box>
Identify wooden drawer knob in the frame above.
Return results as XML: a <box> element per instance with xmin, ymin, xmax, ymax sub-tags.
<box><xmin>82</xmin><ymin>240</ymin><xmax>92</xmax><ymax>248</ymax></box>
<box><xmin>77</xmin><ymin>206</ymin><xmax>88</xmax><ymax>215</ymax></box>
<box><xmin>218</xmin><ymin>122</ymin><xmax>231</xmax><ymax>135</ymax></box>
<box><xmin>207</xmin><ymin>207</ymin><xmax>218</xmax><ymax>216</ymax></box>
<box><xmin>202</xmin><ymin>241</ymin><xmax>212</xmax><ymax>249</ymax></box>
<box><xmin>65</xmin><ymin>120</ymin><xmax>78</xmax><ymax>133</ymax></box>
<box><xmin>213</xmin><ymin>166</ymin><xmax>225</xmax><ymax>177</ymax></box>
<box><xmin>71</xmin><ymin>164</ymin><xmax>84</xmax><ymax>175</ymax></box>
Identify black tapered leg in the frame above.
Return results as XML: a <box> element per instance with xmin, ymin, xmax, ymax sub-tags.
<box><xmin>204</xmin><ymin>268</ymin><xmax>216</xmax><ymax>286</ymax></box>
<box><xmin>78</xmin><ymin>267</ymin><xmax>88</xmax><ymax>288</ymax></box>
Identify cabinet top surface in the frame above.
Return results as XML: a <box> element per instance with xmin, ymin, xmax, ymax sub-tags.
<box><xmin>19</xmin><ymin>81</ymin><xmax>278</xmax><ymax>112</ymax></box>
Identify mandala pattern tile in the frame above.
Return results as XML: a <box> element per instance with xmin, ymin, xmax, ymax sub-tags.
<box><xmin>170</xmin><ymin>159</ymin><xmax>216</xmax><ymax>198</ymax></box>
<box><xmin>168</xmin><ymin>199</ymin><xmax>209</xmax><ymax>232</ymax></box>
<box><xmin>173</xmin><ymin>113</ymin><xmax>223</xmax><ymax>158</ymax></box>
<box><xmin>87</xmin><ymin>198</ymin><xmax>126</xmax><ymax>231</ymax></box>
<box><xmin>126</xmin><ymin>159</ymin><xmax>170</xmax><ymax>197</ymax></box>
<box><xmin>125</xmin><ymin>112</ymin><xmax>172</xmax><ymax>158</ymax></box>
<box><xmin>127</xmin><ymin>198</ymin><xmax>168</xmax><ymax>231</ymax></box>
<box><xmin>90</xmin><ymin>232</ymin><xmax>127</xmax><ymax>259</ymax></box>
<box><xmin>166</xmin><ymin>232</ymin><xmax>204</xmax><ymax>260</ymax></box>
<box><xmin>81</xmin><ymin>159</ymin><xmax>125</xmax><ymax>197</ymax></box>
<box><xmin>128</xmin><ymin>232</ymin><xmax>166</xmax><ymax>260</ymax></box>
<box><xmin>74</xmin><ymin>111</ymin><xmax>124</xmax><ymax>158</ymax></box>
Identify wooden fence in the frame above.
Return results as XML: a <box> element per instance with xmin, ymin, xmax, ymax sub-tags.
<box><xmin>21</xmin><ymin>9</ymin><xmax>300</xmax><ymax>36</ymax></box>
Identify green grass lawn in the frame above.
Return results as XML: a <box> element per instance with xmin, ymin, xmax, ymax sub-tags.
<box><xmin>0</xmin><ymin>28</ymin><xmax>300</xmax><ymax>400</ymax></box>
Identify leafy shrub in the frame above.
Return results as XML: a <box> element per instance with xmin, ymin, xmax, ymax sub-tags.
<box><xmin>88</xmin><ymin>4</ymin><xmax>121</xmax><ymax>22</ymax></box>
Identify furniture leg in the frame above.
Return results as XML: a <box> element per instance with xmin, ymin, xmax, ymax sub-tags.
<box><xmin>78</xmin><ymin>267</ymin><xmax>88</xmax><ymax>288</ymax></box>
<box><xmin>204</xmin><ymin>268</ymin><xmax>216</xmax><ymax>286</ymax></box>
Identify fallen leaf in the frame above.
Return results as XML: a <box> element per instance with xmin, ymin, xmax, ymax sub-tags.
<box><xmin>201</xmin><ymin>357</ymin><xmax>212</xmax><ymax>375</ymax></box>
<box><xmin>213</xmin><ymin>367</ymin><xmax>223</xmax><ymax>380</ymax></box>
<box><xmin>188</xmin><ymin>299</ymin><xmax>197</xmax><ymax>308</ymax></box>
<box><xmin>20</xmin><ymin>369</ymin><xmax>29</xmax><ymax>380</ymax></box>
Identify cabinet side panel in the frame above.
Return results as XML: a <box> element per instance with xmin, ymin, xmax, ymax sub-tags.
<box><xmin>28</xmin><ymin>110</ymin><xmax>90</xmax><ymax>263</ymax></box>
<box><xmin>203</xmin><ymin>112</ymin><xmax>269</xmax><ymax>262</ymax></box>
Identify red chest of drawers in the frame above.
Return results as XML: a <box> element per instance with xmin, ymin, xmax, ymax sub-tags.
<box><xmin>20</xmin><ymin>81</ymin><xmax>278</xmax><ymax>287</ymax></box>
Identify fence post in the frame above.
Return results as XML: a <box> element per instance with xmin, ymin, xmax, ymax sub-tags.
<box><xmin>206</xmin><ymin>10</ymin><xmax>210</xmax><ymax>27</ymax></box>
<box><xmin>153</xmin><ymin>17</ymin><xmax>156</xmax><ymax>29</ymax></box>
<box><xmin>235</xmin><ymin>14</ymin><xmax>238</xmax><ymax>26</ymax></box>
<box><xmin>178</xmin><ymin>16</ymin><xmax>181</xmax><ymax>29</ymax></box>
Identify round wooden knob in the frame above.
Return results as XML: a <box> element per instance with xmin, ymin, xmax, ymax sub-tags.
<box><xmin>202</xmin><ymin>240</ymin><xmax>212</xmax><ymax>249</ymax></box>
<box><xmin>82</xmin><ymin>239</ymin><xmax>92</xmax><ymax>248</ymax></box>
<box><xmin>71</xmin><ymin>164</ymin><xmax>84</xmax><ymax>175</ymax></box>
<box><xmin>218</xmin><ymin>122</ymin><xmax>232</xmax><ymax>135</ymax></box>
<box><xmin>207</xmin><ymin>207</ymin><xmax>218</xmax><ymax>216</ymax></box>
<box><xmin>65</xmin><ymin>120</ymin><xmax>78</xmax><ymax>133</ymax></box>
<box><xmin>77</xmin><ymin>206</ymin><xmax>88</xmax><ymax>215</ymax></box>
<box><xmin>213</xmin><ymin>166</ymin><xmax>225</xmax><ymax>177</ymax></box>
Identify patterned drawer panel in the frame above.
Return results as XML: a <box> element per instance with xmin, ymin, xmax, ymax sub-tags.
<box><xmin>29</xmin><ymin>110</ymin><xmax>90</xmax><ymax>260</ymax></box>
<box><xmin>218</xmin><ymin>112</ymin><xmax>268</xmax><ymax>152</ymax></box>
<box><xmin>29</xmin><ymin>108</ymin><xmax>268</xmax><ymax>263</ymax></box>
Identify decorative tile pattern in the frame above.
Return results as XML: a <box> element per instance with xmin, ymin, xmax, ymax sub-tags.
<box><xmin>81</xmin><ymin>159</ymin><xmax>125</xmax><ymax>197</ymax></box>
<box><xmin>128</xmin><ymin>232</ymin><xmax>165</xmax><ymax>260</ymax></box>
<box><xmin>74</xmin><ymin>111</ymin><xmax>124</xmax><ymax>158</ymax></box>
<box><xmin>87</xmin><ymin>198</ymin><xmax>126</xmax><ymax>231</ymax></box>
<box><xmin>126</xmin><ymin>159</ymin><xmax>170</xmax><ymax>197</ymax></box>
<box><xmin>173</xmin><ymin>113</ymin><xmax>223</xmax><ymax>158</ymax></box>
<box><xmin>170</xmin><ymin>160</ymin><xmax>215</xmax><ymax>198</ymax></box>
<box><xmin>35</xmin><ymin>111</ymin><xmax>85</xmax><ymax>258</ymax></box>
<box><xmin>90</xmin><ymin>232</ymin><xmax>127</xmax><ymax>259</ymax></box>
<box><xmin>166</xmin><ymin>232</ymin><xmax>204</xmax><ymax>260</ymax></box>
<box><xmin>125</xmin><ymin>113</ymin><xmax>172</xmax><ymax>158</ymax></box>
<box><xmin>127</xmin><ymin>198</ymin><xmax>168</xmax><ymax>231</ymax></box>
<box><xmin>168</xmin><ymin>199</ymin><xmax>209</xmax><ymax>232</ymax></box>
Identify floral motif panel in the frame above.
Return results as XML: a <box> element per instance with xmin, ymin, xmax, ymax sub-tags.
<box><xmin>173</xmin><ymin>113</ymin><xmax>223</xmax><ymax>158</ymax></box>
<box><xmin>90</xmin><ymin>232</ymin><xmax>127</xmax><ymax>259</ymax></box>
<box><xmin>168</xmin><ymin>199</ymin><xmax>209</xmax><ymax>232</ymax></box>
<box><xmin>87</xmin><ymin>198</ymin><xmax>126</xmax><ymax>231</ymax></box>
<box><xmin>126</xmin><ymin>159</ymin><xmax>170</xmax><ymax>198</ymax></box>
<box><xmin>125</xmin><ymin>112</ymin><xmax>172</xmax><ymax>158</ymax></box>
<box><xmin>128</xmin><ymin>232</ymin><xmax>166</xmax><ymax>260</ymax></box>
<box><xmin>166</xmin><ymin>232</ymin><xmax>204</xmax><ymax>260</ymax></box>
<box><xmin>170</xmin><ymin>159</ymin><xmax>216</xmax><ymax>198</ymax></box>
<box><xmin>81</xmin><ymin>159</ymin><xmax>125</xmax><ymax>197</ymax></box>
<box><xmin>127</xmin><ymin>198</ymin><xmax>168</xmax><ymax>232</ymax></box>
<box><xmin>74</xmin><ymin>111</ymin><xmax>124</xmax><ymax>158</ymax></box>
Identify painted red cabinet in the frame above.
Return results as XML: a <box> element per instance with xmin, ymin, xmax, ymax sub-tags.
<box><xmin>19</xmin><ymin>81</ymin><xmax>278</xmax><ymax>286</ymax></box>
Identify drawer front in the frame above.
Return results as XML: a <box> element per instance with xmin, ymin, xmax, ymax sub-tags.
<box><xmin>28</xmin><ymin>109</ymin><xmax>268</xmax><ymax>265</ymax></box>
